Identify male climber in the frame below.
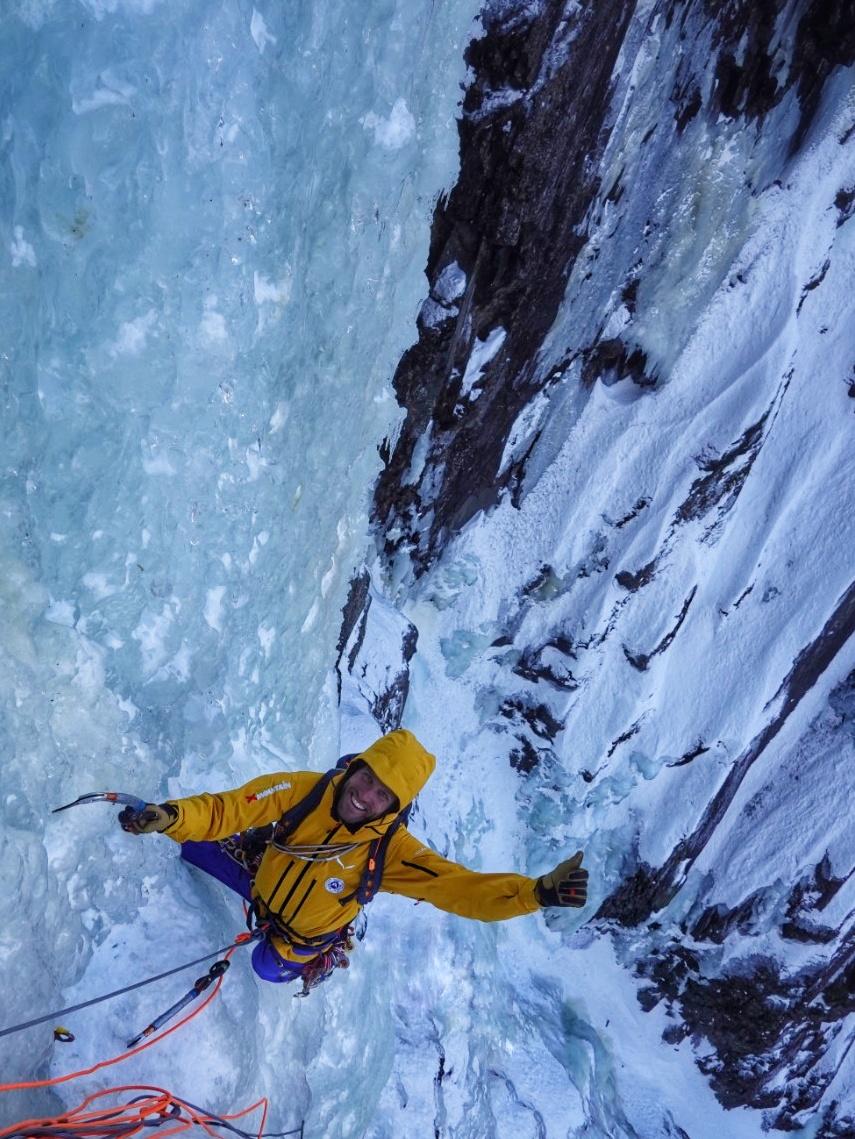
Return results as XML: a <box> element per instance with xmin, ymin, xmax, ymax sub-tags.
<box><xmin>120</xmin><ymin>729</ymin><xmax>589</xmax><ymax>987</ymax></box>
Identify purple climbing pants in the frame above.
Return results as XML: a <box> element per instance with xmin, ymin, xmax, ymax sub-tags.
<box><xmin>180</xmin><ymin>840</ymin><xmax>307</xmax><ymax>983</ymax></box>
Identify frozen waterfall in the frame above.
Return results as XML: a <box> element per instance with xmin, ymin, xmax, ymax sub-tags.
<box><xmin>2</xmin><ymin>1</ymin><xmax>854</xmax><ymax>1138</ymax></box>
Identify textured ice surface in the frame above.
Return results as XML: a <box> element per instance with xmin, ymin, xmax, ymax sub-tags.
<box><xmin>0</xmin><ymin>0</ymin><xmax>481</xmax><ymax>1127</ymax></box>
<box><xmin>2</xmin><ymin>0</ymin><xmax>477</xmax><ymax>765</ymax></box>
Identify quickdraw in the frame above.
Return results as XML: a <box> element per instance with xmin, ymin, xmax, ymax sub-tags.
<box><xmin>293</xmin><ymin>927</ymin><xmax>355</xmax><ymax>998</ymax></box>
<box><xmin>126</xmin><ymin>960</ymin><xmax>230</xmax><ymax>1048</ymax></box>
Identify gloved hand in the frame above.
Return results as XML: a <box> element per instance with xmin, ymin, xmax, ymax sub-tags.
<box><xmin>118</xmin><ymin>802</ymin><xmax>178</xmax><ymax>835</ymax></box>
<box><xmin>535</xmin><ymin>850</ymin><xmax>588</xmax><ymax>908</ymax></box>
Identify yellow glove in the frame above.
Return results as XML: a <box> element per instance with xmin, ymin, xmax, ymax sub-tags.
<box><xmin>535</xmin><ymin>850</ymin><xmax>588</xmax><ymax>908</ymax></box>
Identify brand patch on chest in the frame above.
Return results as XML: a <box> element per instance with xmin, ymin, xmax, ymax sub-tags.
<box><xmin>324</xmin><ymin>876</ymin><xmax>345</xmax><ymax>895</ymax></box>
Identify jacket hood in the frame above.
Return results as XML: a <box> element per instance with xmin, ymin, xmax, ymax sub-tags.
<box><xmin>359</xmin><ymin>729</ymin><xmax>436</xmax><ymax>810</ymax></box>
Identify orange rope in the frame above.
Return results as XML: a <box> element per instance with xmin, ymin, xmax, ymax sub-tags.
<box><xmin>0</xmin><ymin>1084</ymin><xmax>275</xmax><ymax>1139</ymax></box>
<box><xmin>0</xmin><ymin>948</ymin><xmax>237</xmax><ymax>1095</ymax></box>
<box><xmin>0</xmin><ymin>937</ymin><xmax>289</xmax><ymax>1139</ymax></box>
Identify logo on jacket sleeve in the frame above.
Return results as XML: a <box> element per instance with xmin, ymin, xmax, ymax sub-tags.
<box><xmin>324</xmin><ymin>877</ymin><xmax>345</xmax><ymax>895</ymax></box>
<box><xmin>245</xmin><ymin>780</ymin><xmax>291</xmax><ymax>803</ymax></box>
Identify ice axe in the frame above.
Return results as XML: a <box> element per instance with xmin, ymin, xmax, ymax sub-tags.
<box><xmin>52</xmin><ymin>791</ymin><xmax>149</xmax><ymax>814</ymax></box>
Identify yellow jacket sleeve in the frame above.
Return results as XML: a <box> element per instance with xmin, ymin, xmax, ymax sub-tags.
<box><xmin>163</xmin><ymin>772</ymin><xmax>312</xmax><ymax>843</ymax></box>
<box><xmin>381</xmin><ymin>827</ymin><xmax>541</xmax><ymax>921</ymax></box>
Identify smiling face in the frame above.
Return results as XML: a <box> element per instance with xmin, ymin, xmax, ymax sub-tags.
<box><xmin>336</xmin><ymin>763</ymin><xmax>398</xmax><ymax>828</ymax></box>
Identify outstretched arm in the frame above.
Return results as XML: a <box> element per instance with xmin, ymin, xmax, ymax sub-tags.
<box><xmin>118</xmin><ymin>772</ymin><xmax>312</xmax><ymax>843</ymax></box>
<box><xmin>382</xmin><ymin>829</ymin><xmax>588</xmax><ymax>922</ymax></box>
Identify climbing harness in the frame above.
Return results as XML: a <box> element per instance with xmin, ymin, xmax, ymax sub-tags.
<box><xmin>293</xmin><ymin>926</ymin><xmax>355</xmax><ymax>998</ymax></box>
<box><xmin>222</xmin><ymin>754</ymin><xmax>413</xmax><ymax>993</ymax></box>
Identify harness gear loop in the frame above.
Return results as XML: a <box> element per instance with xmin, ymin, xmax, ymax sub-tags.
<box><xmin>293</xmin><ymin>925</ymin><xmax>356</xmax><ymax>998</ymax></box>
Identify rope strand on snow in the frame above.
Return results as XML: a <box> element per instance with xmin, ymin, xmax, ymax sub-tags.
<box><xmin>0</xmin><ymin>932</ymin><xmax>259</xmax><ymax>1041</ymax></box>
<box><xmin>0</xmin><ymin>950</ymin><xmax>236</xmax><ymax>1092</ymax></box>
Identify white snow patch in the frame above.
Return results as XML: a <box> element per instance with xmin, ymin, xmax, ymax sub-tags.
<box><xmin>81</xmin><ymin>572</ymin><xmax>115</xmax><ymax>600</ymax></box>
<box><xmin>199</xmin><ymin>297</ymin><xmax>228</xmax><ymax>344</ymax></box>
<box><xmin>301</xmin><ymin>598</ymin><xmax>320</xmax><ymax>633</ymax></box>
<box><xmin>44</xmin><ymin>599</ymin><xmax>76</xmax><ymax>627</ymax></box>
<box><xmin>269</xmin><ymin>401</ymin><xmax>288</xmax><ymax>432</ymax></box>
<box><xmin>601</xmin><ymin>302</ymin><xmax>632</xmax><ymax>339</ymax></box>
<box><xmin>248</xmin><ymin>530</ymin><xmax>269</xmax><ymax>565</ymax></box>
<box><xmin>131</xmin><ymin>605</ymin><xmax>175</xmax><ymax>675</ymax></box>
<box><xmin>460</xmin><ymin>326</ymin><xmax>506</xmax><ymax>399</ymax></box>
<box><xmin>402</xmin><ymin>424</ymin><xmax>432</xmax><ymax>487</ymax></box>
<box><xmin>497</xmin><ymin>383</ymin><xmax>555</xmax><ymax>476</ymax></box>
<box><xmin>362</xmin><ymin>98</ymin><xmax>416</xmax><ymax>150</ymax></box>
<box><xmin>115</xmin><ymin>694</ymin><xmax>138</xmax><ymax>721</ymax></box>
<box><xmin>78</xmin><ymin>0</ymin><xmax>163</xmax><ymax>18</ymax></box>
<box><xmin>71</xmin><ymin>69</ymin><xmax>137</xmax><ymax>114</ymax></box>
<box><xmin>109</xmin><ymin>309</ymin><xmax>158</xmax><ymax>356</ymax></box>
<box><xmin>320</xmin><ymin>556</ymin><xmax>336</xmax><ymax>598</ymax></box>
<box><xmin>250</xmin><ymin>9</ymin><xmax>276</xmax><ymax>54</ymax></box>
<box><xmin>204</xmin><ymin>586</ymin><xmax>226</xmax><ymax>631</ymax></box>
<box><xmin>141</xmin><ymin>445</ymin><xmax>176</xmax><ymax>475</ymax></box>
<box><xmin>434</xmin><ymin>261</ymin><xmax>467</xmax><ymax>304</ymax></box>
<box><xmin>162</xmin><ymin>641</ymin><xmax>192</xmax><ymax>682</ymax></box>
<box><xmin>419</xmin><ymin>297</ymin><xmax>457</xmax><ymax>328</ymax></box>
<box><xmin>254</xmin><ymin>269</ymin><xmax>292</xmax><ymax>305</ymax></box>
<box><xmin>257</xmin><ymin>623</ymin><xmax>275</xmax><ymax>658</ymax></box>
<box><xmin>10</xmin><ymin>226</ymin><xmax>36</xmax><ymax>267</ymax></box>
<box><xmin>245</xmin><ymin>443</ymin><xmax>263</xmax><ymax>482</ymax></box>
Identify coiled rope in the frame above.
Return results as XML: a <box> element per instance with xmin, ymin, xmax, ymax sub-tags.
<box><xmin>0</xmin><ymin>1084</ymin><xmax>304</xmax><ymax>1139</ymax></box>
<box><xmin>0</xmin><ymin>939</ymin><xmax>304</xmax><ymax>1139</ymax></box>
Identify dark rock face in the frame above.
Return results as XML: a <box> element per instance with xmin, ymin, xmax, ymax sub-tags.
<box><xmin>632</xmin><ymin>922</ymin><xmax>855</xmax><ymax>1130</ymax></box>
<box><xmin>372</xmin><ymin>0</ymin><xmax>636</xmax><ymax>575</ymax></box>
<box><xmin>598</xmin><ymin>667</ymin><xmax>855</xmax><ymax>1130</ymax></box>
<box><xmin>336</xmin><ymin>577</ymin><xmax>419</xmax><ymax>734</ymax></box>
<box><xmin>337</xmin><ymin>568</ymin><xmax>372</xmax><ymax>662</ymax></box>
<box><xmin>364</xmin><ymin>0</ymin><xmax>855</xmax><ymax>1131</ymax></box>
<box><xmin>371</xmin><ymin>0</ymin><xmax>855</xmax><ymax>579</ymax></box>
<box><xmin>713</xmin><ymin>0</ymin><xmax>855</xmax><ymax>155</ymax></box>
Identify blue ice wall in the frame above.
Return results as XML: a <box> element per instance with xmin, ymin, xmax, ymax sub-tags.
<box><xmin>0</xmin><ymin>0</ymin><xmax>478</xmax><ymax>1112</ymax></box>
<box><xmin>1</xmin><ymin>0</ymin><xmax>477</xmax><ymax>765</ymax></box>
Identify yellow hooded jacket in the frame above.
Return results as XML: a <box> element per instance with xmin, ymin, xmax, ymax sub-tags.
<box><xmin>162</xmin><ymin>730</ymin><xmax>541</xmax><ymax>963</ymax></box>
